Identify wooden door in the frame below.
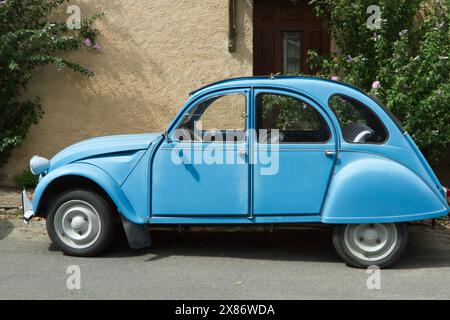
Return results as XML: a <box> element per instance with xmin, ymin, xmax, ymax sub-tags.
<box><xmin>253</xmin><ymin>0</ymin><xmax>330</xmax><ymax>75</ymax></box>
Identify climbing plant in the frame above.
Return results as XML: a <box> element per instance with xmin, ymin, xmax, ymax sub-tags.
<box><xmin>0</xmin><ymin>0</ymin><xmax>102</xmax><ymax>168</ymax></box>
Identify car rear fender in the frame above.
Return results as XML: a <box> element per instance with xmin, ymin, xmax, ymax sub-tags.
<box><xmin>322</xmin><ymin>152</ymin><xmax>450</xmax><ymax>224</ymax></box>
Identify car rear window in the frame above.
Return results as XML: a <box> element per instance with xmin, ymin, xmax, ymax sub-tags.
<box><xmin>329</xmin><ymin>95</ymin><xmax>388</xmax><ymax>144</ymax></box>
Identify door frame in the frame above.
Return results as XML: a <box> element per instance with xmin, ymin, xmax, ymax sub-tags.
<box><xmin>150</xmin><ymin>88</ymin><xmax>253</xmax><ymax>217</ymax></box>
<box><xmin>249</xmin><ymin>87</ymin><xmax>338</xmax><ymax>216</ymax></box>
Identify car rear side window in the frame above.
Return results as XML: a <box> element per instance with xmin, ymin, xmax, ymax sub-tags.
<box><xmin>329</xmin><ymin>95</ymin><xmax>388</xmax><ymax>144</ymax></box>
<box><xmin>256</xmin><ymin>93</ymin><xmax>331</xmax><ymax>143</ymax></box>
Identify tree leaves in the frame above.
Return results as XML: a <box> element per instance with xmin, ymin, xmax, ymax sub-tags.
<box><xmin>0</xmin><ymin>0</ymin><xmax>102</xmax><ymax>168</ymax></box>
<box><xmin>307</xmin><ymin>0</ymin><xmax>449</xmax><ymax>161</ymax></box>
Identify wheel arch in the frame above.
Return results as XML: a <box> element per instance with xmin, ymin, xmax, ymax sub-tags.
<box><xmin>33</xmin><ymin>163</ymin><xmax>145</xmax><ymax>224</ymax></box>
<box><xmin>35</xmin><ymin>175</ymin><xmax>118</xmax><ymax>219</ymax></box>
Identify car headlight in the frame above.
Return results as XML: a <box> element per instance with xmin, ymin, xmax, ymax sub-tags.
<box><xmin>29</xmin><ymin>156</ymin><xmax>50</xmax><ymax>176</ymax></box>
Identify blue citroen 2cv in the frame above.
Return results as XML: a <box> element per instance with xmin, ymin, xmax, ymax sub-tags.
<box><xmin>22</xmin><ymin>76</ymin><xmax>449</xmax><ymax>268</ymax></box>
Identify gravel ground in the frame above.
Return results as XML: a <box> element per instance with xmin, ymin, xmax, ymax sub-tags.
<box><xmin>0</xmin><ymin>188</ymin><xmax>24</xmax><ymax>215</ymax></box>
<box><xmin>0</xmin><ymin>188</ymin><xmax>22</xmax><ymax>204</ymax></box>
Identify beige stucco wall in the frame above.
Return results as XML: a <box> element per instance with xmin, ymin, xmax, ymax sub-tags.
<box><xmin>0</xmin><ymin>0</ymin><xmax>254</xmax><ymax>185</ymax></box>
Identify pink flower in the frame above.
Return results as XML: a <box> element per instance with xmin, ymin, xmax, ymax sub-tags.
<box><xmin>372</xmin><ymin>80</ymin><xmax>381</xmax><ymax>89</ymax></box>
<box><xmin>94</xmin><ymin>43</ymin><xmax>101</xmax><ymax>51</ymax></box>
<box><xmin>83</xmin><ymin>38</ymin><xmax>92</xmax><ymax>47</ymax></box>
<box><xmin>330</xmin><ymin>76</ymin><xmax>339</xmax><ymax>81</ymax></box>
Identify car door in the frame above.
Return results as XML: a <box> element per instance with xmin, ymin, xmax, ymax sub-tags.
<box><xmin>152</xmin><ymin>89</ymin><xmax>250</xmax><ymax>216</ymax></box>
<box><xmin>252</xmin><ymin>89</ymin><xmax>336</xmax><ymax>216</ymax></box>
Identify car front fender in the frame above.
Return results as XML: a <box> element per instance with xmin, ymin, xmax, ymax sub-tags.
<box><xmin>321</xmin><ymin>152</ymin><xmax>450</xmax><ymax>224</ymax></box>
<box><xmin>33</xmin><ymin>162</ymin><xmax>145</xmax><ymax>224</ymax></box>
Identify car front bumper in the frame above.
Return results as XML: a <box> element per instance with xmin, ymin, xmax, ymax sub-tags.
<box><xmin>22</xmin><ymin>190</ymin><xmax>34</xmax><ymax>224</ymax></box>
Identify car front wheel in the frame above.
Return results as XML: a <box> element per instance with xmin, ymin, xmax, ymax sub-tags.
<box><xmin>46</xmin><ymin>189</ymin><xmax>116</xmax><ymax>257</ymax></box>
<box><xmin>332</xmin><ymin>223</ymin><xmax>408</xmax><ymax>268</ymax></box>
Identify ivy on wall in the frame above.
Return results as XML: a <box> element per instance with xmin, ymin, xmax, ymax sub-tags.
<box><xmin>0</xmin><ymin>0</ymin><xmax>102</xmax><ymax>168</ymax></box>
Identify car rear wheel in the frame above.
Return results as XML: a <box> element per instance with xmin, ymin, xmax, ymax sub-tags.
<box><xmin>46</xmin><ymin>189</ymin><xmax>116</xmax><ymax>257</ymax></box>
<box><xmin>332</xmin><ymin>223</ymin><xmax>408</xmax><ymax>268</ymax></box>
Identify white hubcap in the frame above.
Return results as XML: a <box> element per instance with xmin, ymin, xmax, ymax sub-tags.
<box><xmin>54</xmin><ymin>200</ymin><xmax>101</xmax><ymax>249</ymax></box>
<box><xmin>344</xmin><ymin>223</ymin><xmax>398</xmax><ymax>262</ymax></box>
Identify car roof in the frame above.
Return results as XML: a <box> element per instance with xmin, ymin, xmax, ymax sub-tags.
<box><xmin>188</xmin><ymin>76</ymin><xmax>405</xmax><ymax>133</ymax></box>
<box><xmin>189</xmin><ymin>76</ymin><xmax>367</xmax><ymax>97</ymax></box>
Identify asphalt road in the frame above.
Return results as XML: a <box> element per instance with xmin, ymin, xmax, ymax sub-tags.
<box><xmin>1</xmin><ymin>218</ymin><xmax>450</xmax><ymax>299</ymax></box>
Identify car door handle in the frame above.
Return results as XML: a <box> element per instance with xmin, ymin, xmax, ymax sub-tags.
<box><xmin>238</xmin><ymin>149</ymin><xmax>247</xmax><ymax>156</ymax></box>
<box><xmin>325</xmin><ymin>150</ymin><xmax>336</xmax><ymax>157</ymax></box>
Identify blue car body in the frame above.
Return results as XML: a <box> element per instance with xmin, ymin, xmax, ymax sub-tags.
<box><xmin>30</xmin><ymin>77</ymin><xmax>450</xmax><ymax>226</ymax></box>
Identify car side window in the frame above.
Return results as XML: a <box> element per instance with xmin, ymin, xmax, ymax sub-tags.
<box><xmin>329</xmin><ymin>95</ymin><xmax>388</xmax><ymax>144</ymax></box>
<box><xmin>256</xmin><ymin>93</ymin><xmax>331</xmax><ymax>143</ymax></box>
<box><xmin>174</xmin><ymin>93</ymin><xmax>246</xmax><ymax>143</ymax></box>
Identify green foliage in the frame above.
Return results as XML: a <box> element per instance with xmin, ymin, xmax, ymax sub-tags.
<box><xmin>261</xmin><ymin>94</ymin><xmax>321</xmax><ymax>131</ymax></box>
<box><xmin>0</xmin><ymin>0</ymin><xmax>103</xmax><ymax>168</ymax></box>
<box><xmin>13</xmin><ymin>169</ymin><xmax>39</xmax><ymax>189</ymax></box>
<box><xmin>307</xmin><ymin>0</ymin><xmax>450</xmax><ymax>161</ymax></box>
<box><xmin>329</xmin><ymin>95</ymin><xmax>369</xmax><ymax>128</ymax></box>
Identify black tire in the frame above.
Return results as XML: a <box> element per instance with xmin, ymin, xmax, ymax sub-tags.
<box><xmin>46</xmin><ymin>189</ymin><xmax>116</xmax><ymax>257</ymax></box>
<box><xmin>332</xmin><ymin>223</ymin><xmax>408</xmax><ymax>269</ymax></box>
